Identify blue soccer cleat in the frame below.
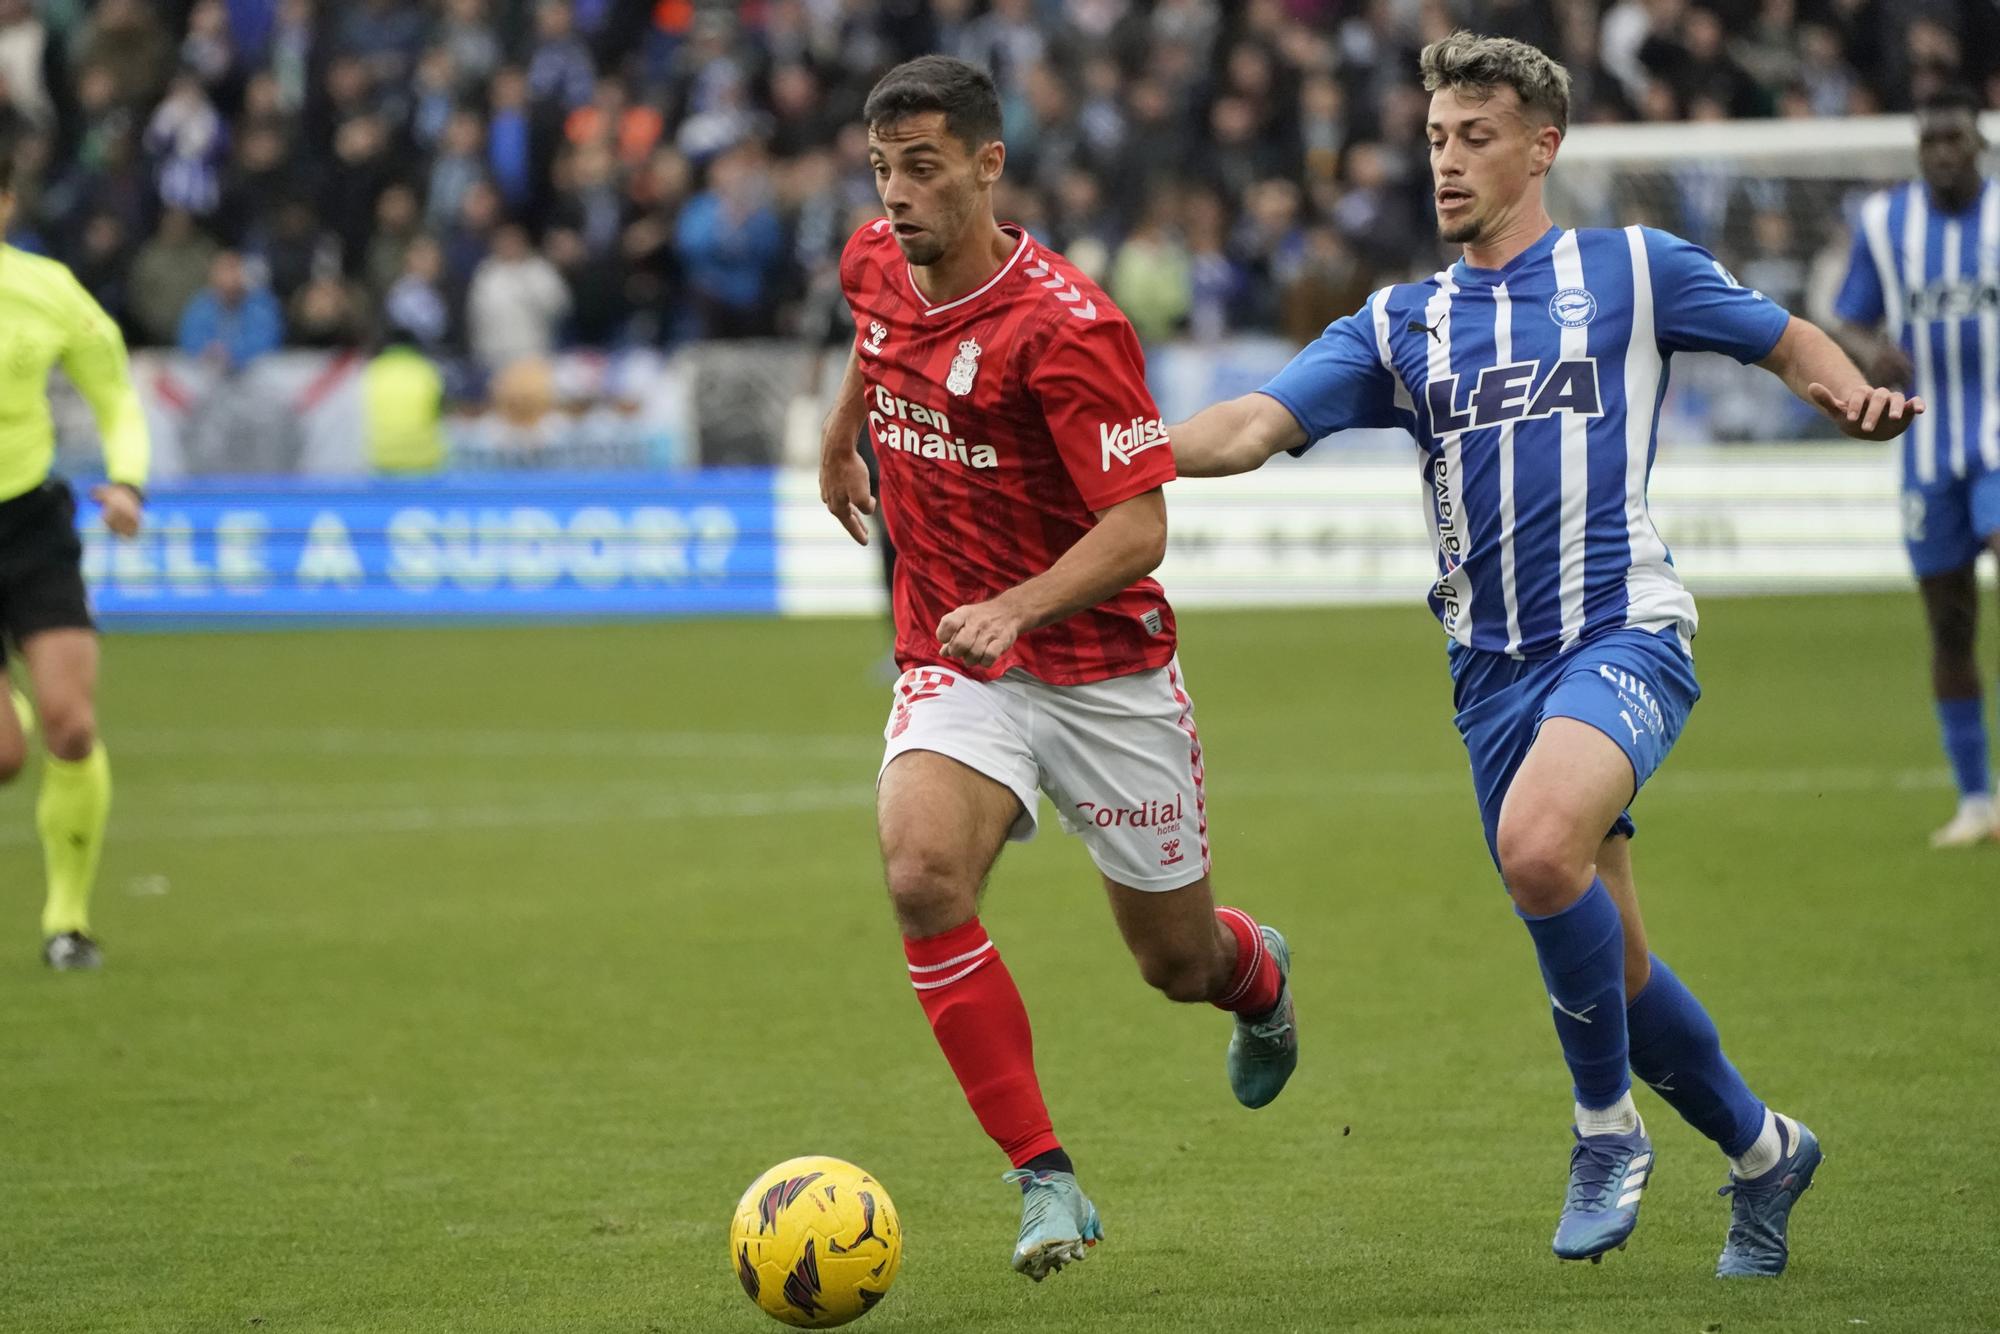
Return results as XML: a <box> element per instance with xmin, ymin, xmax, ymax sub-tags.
<box><xmin>1716</xmin><ymin>1118</ymin><xmax>1821</xmax><ymax>1278</ymax></box>
<box><xmin>1552</xmin><ymin>1123</ymin><xmax>1654</xmax><ymax>1262</ymax></box>
<box><xmin>1001</xmin><ymin>1169</ymin><xmax>1103</xmax><ymax>1282</ymax></box>
<box><xmin>1226</xmin><ymin>925</ymin><xmax>1298</xmax><ymax>1109</ymax></box>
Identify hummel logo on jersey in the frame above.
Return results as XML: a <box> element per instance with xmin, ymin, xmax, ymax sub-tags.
<box><xmin>862</xmin><ymin>320</ymin><xmax>887</xmax><ymax>356</ymax></box>
<box><xmin>1100</xmin><ymin>416</ymin><xmax>1169</xmax><ymax>470</ymax></box>
<box><xmin>945</xmin><ymin>338</ymin><xmax>981</xmax><ymax>395</ymax></box>
<box><xmin>1426</xmin><ymin>358</ymin><xmax>1603</xmax><ymax>436</ymax></box>
<box><xmin>1022</xmin><ymin>252</ymin><xmax>1098</xmax><ymax>319</ymax></box>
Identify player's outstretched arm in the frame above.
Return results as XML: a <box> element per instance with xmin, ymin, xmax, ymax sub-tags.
<box><xmin>935</xmin><ymin>488</ymin><xmax>1167</xmax><ymax>668</ymax></box>
<box><xmin>818</xmin><ymin>344</ymin><xmax>875</xmax><ymax>545</ymax></box>
<box><xmin>1168</xmin><ymin>393</ymin><xmax>1308</xmax><ymax>477</ymax></box>
<box><xmin>1759</xmin><ymin>315</ymin><xmax>1926</xmax><ymax>442</ymax></box>
<box><xmin>59</xmin><ymin>271</ymin><xmax>149</xmax><ymax>538</ymax></box>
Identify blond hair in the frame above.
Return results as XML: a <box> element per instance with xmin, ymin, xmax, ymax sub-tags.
<box><xmin>1419</xmin><ymin>31</ymin><xmax>1571</xmax><ymax>135</ymax></box>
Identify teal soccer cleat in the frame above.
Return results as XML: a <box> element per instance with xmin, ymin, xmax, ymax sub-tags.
<box><xmin>1001</xmin><ymin>1169</ymin><xmax>1102</xmax><ymax>1281</ymax></box>
<box><xmin>1552</xmin><ymin>1123</ymin><xmax>1653</xmax><ymax>1262</ymax></box>
<box><xmin>1226</xmin><ymin>925</ymin><xmax>1297</xmax><ymax>1109</ymax></box>
<box><xmin>1716</xmin><ymin>1119</ymin><xmax>1821</xmax><ymax>1278</ymax></box>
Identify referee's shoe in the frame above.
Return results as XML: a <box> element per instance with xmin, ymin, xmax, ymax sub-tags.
<box><xmin>42</xmin><ymin>931</ymin><xmax>101</xmax><ymax>971</ymax></box>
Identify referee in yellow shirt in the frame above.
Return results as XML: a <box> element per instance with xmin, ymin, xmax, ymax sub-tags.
<box><xmin>0</xmin><ymin>148</ymin><xmax>150</xmax><ymax>970</ymax></box>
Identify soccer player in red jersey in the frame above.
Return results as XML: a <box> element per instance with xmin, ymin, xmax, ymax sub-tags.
<box><xmin>818</xmin><ymin>55</ymin><xmax>1299</xmax><ymax>1282</ymax></box>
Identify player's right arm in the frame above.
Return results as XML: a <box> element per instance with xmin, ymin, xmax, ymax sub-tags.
<box><xmin>1167</xmin><ymin>393</ymin><xmax>1307</xmax><ymax>477</ymax></box>
<box><xmin>818</xmin><ymin>341</ymin><xmax>875</xmax><ymax>546</ymax></box>
<box><xmin>1169</xmin><ymin>290</ymin><xmax>1409</xmax><ymax>476</ymax></box>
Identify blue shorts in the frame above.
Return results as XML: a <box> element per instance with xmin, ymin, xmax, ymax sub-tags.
<box><xmin>1904</xmin><ymin>470</ymin><xmax>2000</xmax><ymax>578</ymax></box>
<box><xmin>1449</xmin><ymin>626</ymin><xmax>1701</xmax><ymax>864</ymax></box>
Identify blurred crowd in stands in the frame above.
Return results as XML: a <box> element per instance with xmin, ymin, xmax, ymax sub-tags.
<box><xmin>0</xmin><ymin>0</ymin><xmax>1991</xmax><ymax>368</ymax></box>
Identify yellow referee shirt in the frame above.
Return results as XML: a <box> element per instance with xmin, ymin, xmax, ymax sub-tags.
<box><xmin>0</xmin><ymin>245</ymin><xmax>150</xmax><ymax>503</ymax></box>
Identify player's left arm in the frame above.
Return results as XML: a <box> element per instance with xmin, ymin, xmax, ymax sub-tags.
<box><xmin>935</xmin><ymin>315</ymin><xmax>1173</xmax><ymax>668</ymax></box>
<box><xmin>1641</xmin><ymin>226</ymin><xmax>1922</xmax><ymax>443</ymax></box>
<box><xmin>1758</xmin><ymin>315</ymin><xmax>1924</xmax><ymax>441</ymax></box>
<box><xmin>57</xmin><ymin>269</ymin><xmax>150</xmax><ymax>537</ymax></box>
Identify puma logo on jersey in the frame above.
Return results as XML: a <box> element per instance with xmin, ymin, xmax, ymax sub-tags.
<box><xmin>1426</xmin><ymin>358</ymin><xmax>1603</xmax><ymax>436</ymax></box>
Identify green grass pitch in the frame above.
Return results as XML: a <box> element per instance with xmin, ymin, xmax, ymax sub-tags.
<box><xmin>1</xmin><ymin>593</ymin><xmax>1994</xmax><ymax>1332</ymax></box>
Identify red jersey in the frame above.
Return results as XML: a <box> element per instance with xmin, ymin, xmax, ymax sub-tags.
<box><xmin>840</xmin><ymin>219</ymin><xmax>1177</xmax><ymax>686</ymax></box>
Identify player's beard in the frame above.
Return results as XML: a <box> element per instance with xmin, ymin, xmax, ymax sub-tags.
<box><xmin>1437</xmin><ymin>210</ymin><xmax>1482</xmax><ymax>245</ymax></box>
<box><xmin>894</xmin><ymin>188</ymin><xmax>974</xmax><ymax>267</ymax></box>
<box><xmin>899</xmin><ymin>229</ymin><xmax>948</xmax><ymax>266</ymax></box>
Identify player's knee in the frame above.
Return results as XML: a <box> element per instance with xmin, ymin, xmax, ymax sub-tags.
<box><xmin>1497</xmin><ymin>827</ymin><xmax>1587</xmax><ymax>916</ymax></box>
<box><xmin>882</xmin><ymin>846</ymin><xmax>977</xmax><ymax>936</ymax></box>
<box><xmin>38</xmin><ymin>702</ymin><xmax>96</xmax><ymax>763</ymax></box>
<box><xmin>0</xmin><ymin>737</ymin><xmax>23</xmax><ymax>785</ymax></box>
<box><xmin>1930</xmin><ymin>603</ymin><xmax>1977</xmax><ymax>659</ymax></box>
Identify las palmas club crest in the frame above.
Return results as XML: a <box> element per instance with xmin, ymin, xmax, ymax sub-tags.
<box><xmin>946</xmin><ymin>338</ymin><xmax>982</xmax><ymax>396</ymax></box>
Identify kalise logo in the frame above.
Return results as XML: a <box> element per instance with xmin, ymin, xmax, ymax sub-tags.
<box><xmin>1099</xmin><ymin>416</ymin><xmax>1169</xmax><ymax>470</ymax></box>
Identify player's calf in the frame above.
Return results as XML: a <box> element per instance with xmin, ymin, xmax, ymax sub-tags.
<box><xmin>1129</xmin><ymin>934</ymin><xmax>1230</xmax><ymax>1003</ymax></box>
<box><xmin>0</xmin><ymin>687</ymin><xmax>28</xmax><ymax>783</ymax></box>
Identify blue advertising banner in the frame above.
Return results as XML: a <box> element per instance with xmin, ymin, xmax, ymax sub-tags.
<box><xmin>77</xmin><ymin>472</ymin><xmax>778</xmax><ymax>624</ymax></box>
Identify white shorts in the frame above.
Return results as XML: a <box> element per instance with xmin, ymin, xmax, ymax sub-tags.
<box><xmin>879</xmin><ymin>656</ymin><xmax>1210</xmax><ymax>891</ymax></box>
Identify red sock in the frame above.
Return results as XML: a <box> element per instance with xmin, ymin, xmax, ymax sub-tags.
<box><xmin>904</xmin><ymin>918</ymin><xmax>1062</xmax><ymax>1167</ymax></box>
<box><xmin>1213</xmin><ymin>906</ymin><xmax>1282</xmax><ymax>1016</ymax></box>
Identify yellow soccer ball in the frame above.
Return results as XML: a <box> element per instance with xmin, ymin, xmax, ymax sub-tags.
<box><xmin>728</xmin><ymin>1156</ymin><xmax>902</xmax><ymax>1328</ymax></box>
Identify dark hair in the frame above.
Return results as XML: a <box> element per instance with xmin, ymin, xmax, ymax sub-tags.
<box><xmin>0</xmin><ymin>135</ymin><xmax>13</xmax><ymax>194</ymax></box>
<box><xmin>863</xmin><ymin>56</ymin><xmax>1002</xmax><ymax>151</ymax></box>
<box><xmin>1917</xmin><ymin>84</ymin><xmax>1982</xmax><ymax>119</ymax></box>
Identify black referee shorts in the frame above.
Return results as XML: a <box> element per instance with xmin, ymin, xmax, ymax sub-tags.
<box><xmin>0</xmin><ymin>479</ymin><xmax>94</xmax><ymax>670</ymax></box>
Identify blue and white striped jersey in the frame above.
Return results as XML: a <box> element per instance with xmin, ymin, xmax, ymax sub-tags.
<box><xmin>1261</xmin><ymin>225</ymin><xmax>1790</xmax><ymax>659</ymax></box>
<box><xmin>1834</xmin><ymin>179</ymin><xmax>2000</xmax><ymax>486</ymax></box>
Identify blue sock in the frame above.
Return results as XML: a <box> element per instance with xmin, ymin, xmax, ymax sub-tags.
<box><xmin>1626</xmin><ymin>955</ymin><xmax>1766</xmax><ymax>1156</ymax></box>
<box><xmin>1519</xmin><ymin>879</ymin><xmax>1630</xmax><ymax>1109</ymax></box>
<box><xmin>1936</xmin><ymin>697</ymin><xmax>1990</xmax><ymax>797</ymax></box>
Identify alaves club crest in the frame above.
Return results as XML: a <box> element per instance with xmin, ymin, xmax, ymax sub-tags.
<box><xmin>946</xmin><ymin>338</ymin><xmax>982</xmax><ymax>396</ymax></box>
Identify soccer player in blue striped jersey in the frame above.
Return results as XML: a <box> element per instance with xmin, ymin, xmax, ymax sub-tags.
<box><xmin>1170</xmin><ymin>33</ymin><xmax>1922</xmax><ymax>1277</ymax></box>
<box><xmin>1833</xmin><ymin>86</ymin><xmax>2000</xmax><ymax>848</ymax></box>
